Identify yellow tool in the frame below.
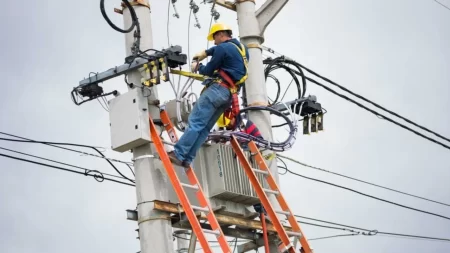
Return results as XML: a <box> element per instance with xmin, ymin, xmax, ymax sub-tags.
<box><xmin>170</xmin><ymin>69</ymin><xmax>206</xmax><ymax>82</ymax></box>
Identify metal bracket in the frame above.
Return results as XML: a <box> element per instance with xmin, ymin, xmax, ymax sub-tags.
<box><xmin>77</xmin><ymin>46</ymin><xmax>186</xmax><ymax>88</ymax></box>
<box><xmin>256</xmin><ymin>0</ymin><xmax>289</xmax><ymax>35</ymax></box>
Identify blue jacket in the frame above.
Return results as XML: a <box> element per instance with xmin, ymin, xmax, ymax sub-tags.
<box><xmin>198</xmin><ymin>38</ymin><xmax>249</xmax><ymax>84</ymax></box>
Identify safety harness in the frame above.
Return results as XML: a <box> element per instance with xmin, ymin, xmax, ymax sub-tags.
<box><xmin>217</xmin><ymin>41</ymin><xmax>249</xmax><ymax>130</ymax></box>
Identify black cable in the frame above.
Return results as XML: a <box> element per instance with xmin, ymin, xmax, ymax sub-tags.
<box><xmin>0</xmin><ymin>146</ymin><xmax>129</xmax><ymax>181</ymax></box>
<box><xmin>100</xmin><ymin>0</ymin><xmax>136</xmax><ymax>33</ymax></box>
<box><xmin>303</xmin><ymin>74</ymin><xmax>450</xmax><ymax>151</ymax></box>
<box><xmin>295</xmin><ymin>215</ymin><xmax>450</xmax><ymax>242</ymax></box>
<box><xmin>284</xmin><ymin>167</ymin><xmax>450</xmax><ymax>221</ymax></box>
<box><xmin>264</xmin><ymin>57</ymin><xmax>307</xmax><ymax>98</ymax></box>
<box><xmin>266</xmin><ymin>74</ymin><xmax>281</xmax><ymax>104</ymax></box>
<box><xmin>295</xmin><ymin>215</ymin><xmax>372</xmax><ymax>232</ymax></box>
<box><xmin>100</xmin><ymin>0</ymin><xmax>141</xmax><ymax>55</ymax></box>
<box><xmin>0</xmin><ymin>152</ymin><xmax>135</xmax><ymax>187</ymax></box>
<box><xmin>298</xmin><ymin>220</ymin><xmax>361</xmax><ymax>234</ymax></box>
<box><xmin>276</xmin><ymin>156</ymin><xmax>288</xmax><ymax>175</ymax></box>
<box><xmin>127</xmin><ymin>164</ymin><xmax>135</xmax><ymax>176</ymax></box>
<box><xmin>0</xmin><ymin>133</ymin><xmax>135</xmax><ymax>183</ymax></box>
<box><xmin>291</xmin><ymin>59</ymin><xmax>450</xmax><ymax>145</ymax></box>
<box><xmin>280</xmin><ymin>155</ymin><xmax>450</xmax><ymax>207</ymax></box>
<box><xmin>0</xmin><ymin>133</ymin><xmax>131</xmax><ymax>165</ymax></box>
<box><xmin>306</xmin><ymin>77</ymin><xmax>450</xmax><ymax>149</ymax></box>
<box><xmin>434</xmin><ymin>0</ymin><xmax>450</xmax><ymax>11</ymax></box>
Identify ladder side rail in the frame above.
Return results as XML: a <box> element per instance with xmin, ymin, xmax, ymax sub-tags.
<box><xmin>156</xmin><ymin>112</ymin><xmax>233</xmax><ymax>253</ymax></box>
<box><xmin>230</xmin><ymin>137</ymin><xmax>295</xmax><ymax>253</ymax></box>
<box><xmin>248</xmin><ymin>141</ymin><xmax>313</xmax><ymax>253</ymax></box>
<box><xmin>148</xmin><ymin>117</ymin><xmax>214</xmax><ymax>252</ymax></box>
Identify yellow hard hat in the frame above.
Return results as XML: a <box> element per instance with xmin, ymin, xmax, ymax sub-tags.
<box><xmin>217</xmin><ymin>113</ymin><xmax>231</xmax><ymax>128</ymax></box>
<box><xmin>207</xmin><ymin>23</ymin><xmax>232</xmax><ymax>41</ymax></box>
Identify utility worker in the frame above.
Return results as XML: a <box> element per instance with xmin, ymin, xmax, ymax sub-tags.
<box><xmin>168</xmin><ymin>23</ymin><xmax>249</xmax><ymax>168</ymax></box>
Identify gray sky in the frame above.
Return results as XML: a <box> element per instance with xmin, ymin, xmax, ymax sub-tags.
<box><xmin>1</xmin><ymin>0</ymin><xmax>449</xmax><ymax>252</ymax></box>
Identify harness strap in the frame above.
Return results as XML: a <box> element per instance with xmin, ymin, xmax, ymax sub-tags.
<box><xmin>227</xmin><ymin>42</ymin><xmax>249</xmax><ymax>86</ymax></box>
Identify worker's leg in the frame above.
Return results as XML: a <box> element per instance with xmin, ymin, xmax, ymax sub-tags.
<box><xmin>174</xmin><ymin>83</ymin><xmax>231</xmax><ymax>162</ymax></box>
<box><xmin>183</xmin><ymin>102</ymin><xmax>230</xmax><ymax>164</ymax></box>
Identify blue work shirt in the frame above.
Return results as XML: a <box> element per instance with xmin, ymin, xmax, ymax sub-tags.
<box><xmin>198</xmin><ymin>38</ymin><xmax>249</xmax><ymax>84</ymax></box>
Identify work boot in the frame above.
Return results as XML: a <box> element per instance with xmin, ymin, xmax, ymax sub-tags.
<box><xmin>167</xmin><ymin>151</ymin><xmax>190</xmax><ymax>168</ymax></box>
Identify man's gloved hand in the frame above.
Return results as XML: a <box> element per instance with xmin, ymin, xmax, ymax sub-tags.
<box><xmin>191</xmin><ymin>61</ymin><xmax>199</xmax><ymax>72</ymax></box>
<box><xmin>193</xmin><ymin>50</ymin><xmax>207</xmax><ymax>61</ymax></box>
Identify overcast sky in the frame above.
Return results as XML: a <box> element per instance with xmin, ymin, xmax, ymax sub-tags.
<box><xmin>1</xmin><ymin>0</ymin><xmax>449</xmax><ymax>252</ymax></box>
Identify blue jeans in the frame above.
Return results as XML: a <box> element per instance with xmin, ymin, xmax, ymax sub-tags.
<box><xmin>174</xmin><ymin>82</ymin><xmax>231</xmax><ymax>164</ymax></box>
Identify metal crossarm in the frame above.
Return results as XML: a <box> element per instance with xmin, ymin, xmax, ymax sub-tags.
<box><xmin>230</xmin><ymin>136</ymin><xmax>313</xmax><ymax>253</ymax></box>
<box><xmin>149</xmin><ymin>110</ymin><xmax>232</xmax><ymax>253</ymax></box>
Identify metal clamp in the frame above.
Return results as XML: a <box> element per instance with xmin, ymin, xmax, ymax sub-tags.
<box><xmin>247</xmin><ymin>43</ymin><xmax>262</xmax><ymax>51</ymax></box>
<box><xmin>138</xmin><ymin>215</ymin><xmax>171</xmax><ymax>225</ymax></box>
<box><xmin>132</xmin><ymin>154</ymin><xmax>155</xmax><ymax>162</ymax></box>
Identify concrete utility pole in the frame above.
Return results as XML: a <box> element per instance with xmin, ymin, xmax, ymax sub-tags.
<box><xmin>236</xmin><ymin>0</ymin><xmax>289</xmax><ymax>252</ymax></box>
<box><xmin>122</xmin><ymin>2</ymin><xmax>174</xmax><ymax>253</ymax></box>
<box><xmin>174</xmin><ymin>229</ymin><xmax>190</xmax><ymax>252</ymax></box>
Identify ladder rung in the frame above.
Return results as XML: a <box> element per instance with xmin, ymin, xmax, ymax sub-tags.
<box><xmin>275</xmin><ymin>210</ymin><xmax>291</xmax><ymax>216</ymax></box>
<box><xmin>192</xmin><ymin>205</ymin><xmax>209</xmax><ymax>213</ymax></box>
<box><xmin>286</xmin><ymin>231</ymin><xmax>302</xmax><ymax>237</ymax></box>
<box><xmin>263</xmin><ymin>188</ymin><xmax>279</xmax><ymax>195</ymax></box>
<box><xmin>203</xmin><ymin>229</ymin><xmax>220</xmax><ymax>236</ymax></box>
<box><xmin>252</xmin><ymin>168</ymin><xmax>269</xmax><ymax>175</ymax></box>
<box><xmin>181</xmin><ymin>182</ymin><xmax>199</xmax><ymax>190</ymax></box>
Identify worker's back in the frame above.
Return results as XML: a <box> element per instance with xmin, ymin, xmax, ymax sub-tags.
<box><xmin>199</xmin><ymin>38</ymin><xmax>249</xmax><ymax>83</ymax></box>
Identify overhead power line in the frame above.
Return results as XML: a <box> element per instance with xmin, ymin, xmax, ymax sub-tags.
<box><xmin>308</xmin><ymin>233</ymin><xmax>359</xmax><ymax>241</ymax></box>
<box><xmin>294</xmin><ymin>61</ymin><xmax>450</xmax><ymax>144</ymax></box>
<box><xmin>0</xmin><ymin>132</ymin><xmax>135</xmax><ymax>183</ymax></box>
<box><xmin>434</xmin><ymin>0</ymin><xmax>450</xmax><ymax>11</ymax></box>
<box><xmin>0</xmin><ymin>152</ymin><xmax>135</xmax><ymax>187</ymax></box>
<box><xmin>278</xmin><ymin>154</ymin><xmax>450</xmax><ymax>207</ymax></box>
<box><xmin>281</xmin><ymin>164</ymin><xmax>450</xmax><ymax>221</ymax></box>
<box><xmin>300</xmin><ymin>73</ymin><xmax>450</xmax><ymax>151</ymax></box>
<box><xmin>3</xmin><ymin>148</ymin><xmax>448</xmax><ymax>243</ymax></box>
<box><xmin>0</xmin><ymin>132</ymin><xmax>133</xmax><ymax>165</ymax></box>
<box><xmin>0</xmin><ymin>146</ymin><xmax>130</xmax><ymax>181</ymax></box>
<box><xmin>263</xmin><ymin>49</ymin><xmax>450</xmax><ymax>148</ymax></box>
<box><xmin>296</xmin><ymin>214</ymin><xmax>450</xmax><ymax>243</ymax></box>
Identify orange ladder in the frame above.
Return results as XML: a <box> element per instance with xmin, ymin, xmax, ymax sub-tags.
<box><xmin>148</xmin><ymin>109</ymin><xmax>232</xmax><ymax>253</ymax></box>
<box><xmin>230</xmin><ymin>136</ymin><xmax>313</xmax><ymax>253</ymax></box>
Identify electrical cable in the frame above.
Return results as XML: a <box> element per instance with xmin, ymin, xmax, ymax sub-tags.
<box><xmin>263</xmin><ymin>57</ymin><xmax>307</xmax><ymax>104</ymax></box>
<box><xmin>295</xmin><ymin>215</ymin><xmax>450</xmax><ymax>242</ymax></box>
<box><xmin>0</xmin><ymin>146</ymin><xmax>130</xmax><ymax>181</ymax></box>
<box><xmin>100</xmin><ymin>0</ymin><xmax>136</xmax><ymax>33</ymax></box>
<box><xmin>283</xmin><ymin>166</ymin><xmax>450</xmax><ymax>221</ymax></box>
<box><xmin>308</xmin><ymin>233</ymin><xmax>359</xmax><ymax>241</ymax></box>
<box><xmin>276</xmin><ymin>156</ymin><xmax>288</xmax><ymax>175</ymax></box>
<box><xmin>278</xmin><ymin>154</ymin><xmax>450</xmax><ymax>207</ymax></box>
<box><xmin>207</xmin><ymin>104</ymin><xmax>300</xmax><ymax>151</ymax></box>
<box><xmin>434</xmin><ymin>0</ymin><xmax>450</xmax><ymax>11</ymax></box>
<box><xmin>294</xmin><ymin>60</ymin><xmax>450</xmax><ymax>144</ymax></box>
<box><xmin>0</xmin><ymin>133</ymin><xmax>135</xmax><ymax>183</ymax></box>
<box><xmin>264</xmin><ymin>54</ymin><xmax>450</xmax><ymax>150</ymax></box>
<box><xmin>0</xmin><ymin>152</ymin><xmax>135</xmax><ymax>187</ymax></box>
<box><xmin>0</xmin><ymin>132</ymin><xmax>132</xmax><ymax>165</ymax></box>
<box><xmin>266</xmin><ymin>56</ymin><xmax>450</xmax><ymax>151</ymax></box>
<box><xmin>100</xmin><ymin>0</ymin><xmax>141</xmax><ymax>55</ymax></box>
<box><xmin>302</xmin><ymin>73</ymin><xmax>450</xmax><ymax>151</ymax></box>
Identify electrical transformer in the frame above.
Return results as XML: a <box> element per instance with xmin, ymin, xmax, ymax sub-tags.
<box><xmin>166</xmin><ymin>142</ymin><xmax>268</xmax><ymax>217</ymax></box>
